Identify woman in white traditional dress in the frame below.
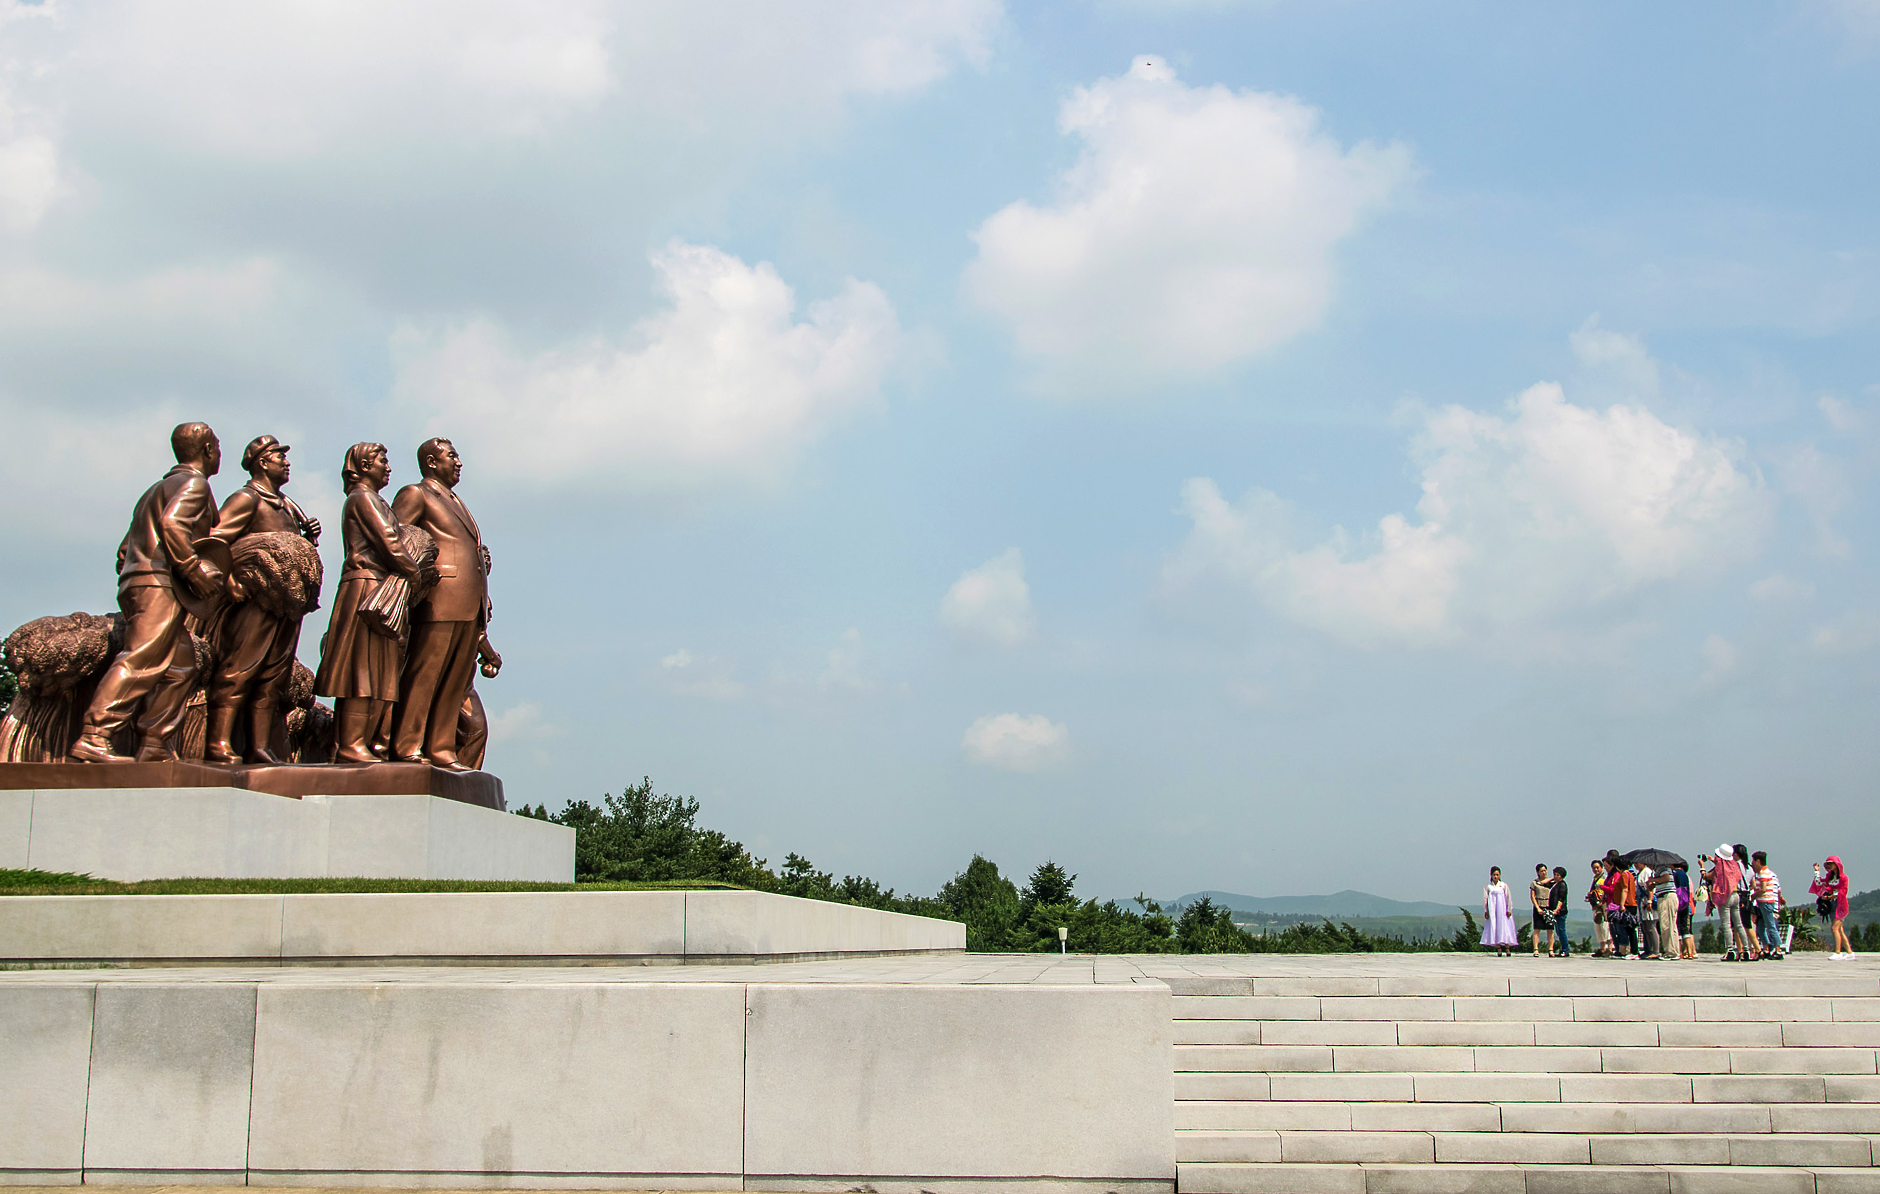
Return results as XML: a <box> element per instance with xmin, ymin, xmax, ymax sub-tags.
<box><xmin>1481</xmin><ymin>866</ymin><xmax>1518</xmax><ymax>955</ymax></box>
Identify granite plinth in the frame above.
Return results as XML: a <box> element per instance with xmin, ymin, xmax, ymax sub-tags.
<box><xmin>0</xmin><ymin>760</ymin><xmax>503</xmax><ymax>810</ymax></box>
<box><xmin>1</xmin><ymin>787</ymin><xmax>571</xmax><ymax>883</ymax></box>
<box><xmin>0</xmin><ymin>889</ymin><xmax>966</xmax><ymax>965</ymax></box>
<box><xmin>0</xmin><ymin>955</ymin><xmax>1170</xmax><ymax>1190</ymax></box>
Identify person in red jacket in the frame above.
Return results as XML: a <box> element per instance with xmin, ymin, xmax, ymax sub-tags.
<box><xmin>1811</xmin><ymin>857</ymin><xmax>1854</xmax><ymax>959</ymax></box>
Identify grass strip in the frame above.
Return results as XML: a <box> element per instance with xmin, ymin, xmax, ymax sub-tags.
<box><xmin>0</xmin><ymin>868</ymin><xmax>749</xmax><ymax>896</ymax></box>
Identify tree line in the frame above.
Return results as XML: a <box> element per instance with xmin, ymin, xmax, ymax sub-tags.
<box><xmin>515</xmin><ymin>779</ymin><xmax>1481</xmax><ymax>954</ymax></box>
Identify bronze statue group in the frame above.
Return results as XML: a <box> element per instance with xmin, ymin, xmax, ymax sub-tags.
<box><xmin>64</xmin><ymin>422</ymin><xmax>499</xmax><ymax>771</ymax></box>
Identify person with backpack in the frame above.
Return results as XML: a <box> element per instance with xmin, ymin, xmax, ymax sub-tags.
<box><xmin>1603</xmin><ymin>850</ymin><xmax>1640</xmax><ymax>958</ymax></box>
<box><xmin>1812</xmin><ymin>857</ymin><xmax>1854</xmax><ymax>959</ymax></box>
<box><xmin>1733</xmin><ymin>845</ymin><xmax>1763</xmax><ymax>960</ymax></box>
<box><xmin>1587</xmin><ymin>860</ymin><xmax>1613</xmax><ymax>956</ymax></box>
<box><xmin>1705</xmin><ymin>847</ymin><xmax>1754</xmax><ymax>961</ymax></box>
<box><xmin>1635</xmin><ymin>862</ymin><xmax>1663</xmax><ymax>959</ymax></box>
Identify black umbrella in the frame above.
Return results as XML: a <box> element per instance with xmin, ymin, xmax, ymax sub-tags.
<box><xmin>1617</xmin><ymin>847</ymin><xmax>1687</xmax><ymax>870</ymax></box>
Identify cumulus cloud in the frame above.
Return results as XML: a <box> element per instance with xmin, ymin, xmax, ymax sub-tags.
<box><xmin>820</xmin><ymin>628</ymin><xmax>873</xmax><ymax>691</ymax></box>
<box><xmin>1819</xmin><ymin>394</ymin><xmax>1860</xmax><ymax>433</ymax></box>
<box><xmin>1748</xmin><ymin>573</ymin><xmax>1815</xmax><ymax>603</ymax></box>
<box><xmin>1167</xmin><ymin>381</ymin><xmax>1772</xmax><ymax>652</ymax></box>
<box><xmin>1810</xmin><ymin>610</ymin><xmax>1880</xmax><ymax>655</ymax></box>
<box><xmin>1570</xmin><ymin>315</ymin><xmax>1660</xmax><ymax>398</ymax></box>
<box><xmin>659</xmin><ymin>649</ymin><xmax>747</xmax><ymax>701</ymax></box>
<box><xmin>0</xmin><ymin>0</ymin><xmax>992</xmax><ymax>451</ymax></box>
<box><xmin>964</xmin><ymin>55</ymin><xmax>1409</xmax><ymax>390</ymax></box>
<box><xmin>940</xmin><ymin>548</ymin><xmax>1036</xmax><ymax>645</ymax></box>
<box><xmin>11</xmin><ymin>1</ymin><xmax>998</xmax><ymax>160</ymax></box>
<box><xmin>1770</xmin><ymin>443</ymin><xmax>1853</xmax><ymax>558</ymax></box>
<box><xmin>394</xmin><ymin>241</ymin><xmax>903</xmax><ymax>487</ymax></box>
<box><xmin>961</xmin><ymin>713</ymin><xmax>1069</xmax><ymax>772</ymax></box>
<box><xmin>0</xmin><ymin>130</ymin><xmax>57</xmax><ymax>233</ymax></box>
<box><xmin>1698</xmin><ymin>634</ymin><xmax>1737</xmax><ymax>686</ymax></box>
<box><xmin>487</xmin><ymin>702</ymin><xmax>561</xmax><ymax>744</ymax></box>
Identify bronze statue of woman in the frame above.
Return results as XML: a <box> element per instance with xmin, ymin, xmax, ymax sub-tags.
<box><xmin>312</xmin><ymin>442</ymin><xmax>424</xmax><ymax>763</ymax></box>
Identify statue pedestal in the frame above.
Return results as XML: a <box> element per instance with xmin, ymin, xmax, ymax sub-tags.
<box><xmin>0</xmin><ymin>759</ymin><xmax>503</xmax><ymax>809</ymax></box>
<box><xmin>0</xmin><ymin>782</ymin><xmax>569</xmax><ymax>883</ymax></box>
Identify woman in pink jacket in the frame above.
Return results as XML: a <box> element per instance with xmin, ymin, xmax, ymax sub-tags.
<box><xmin>1811</xmin><ymin>857</ymin><xmax>1854</xmax><ymax>959</ymax></box>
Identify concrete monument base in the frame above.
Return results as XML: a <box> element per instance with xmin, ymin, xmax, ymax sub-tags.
<box><xmin>0</xmin><ymin>957</ymin><xmax>1172</xmax><ymax>1191</ymax></box>
<box><xmin>0</xmin><ymin>889</ymin><xmax>967</xmax><ymax>966</ymax></box>
<box><xmin>0</xmin><ymin>786</ymin><xmax>571</xmax><ymax>883</ymax></box>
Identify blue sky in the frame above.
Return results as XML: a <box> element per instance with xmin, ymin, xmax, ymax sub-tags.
<box><xmin>3</xmin><ymin>2</ymin><xmax>1877</xmax><ymax>903</ymax></box>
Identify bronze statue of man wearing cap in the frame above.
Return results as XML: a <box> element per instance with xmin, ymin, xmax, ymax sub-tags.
<box><xmin>202</xmin><ymin>435</ymin><xmax>322</xmax><ymax>765</ymax></box>
<box><xmin>70</xmin><ymin>422</ymin><xmax>228</xmax><ymax>763</ymax></box>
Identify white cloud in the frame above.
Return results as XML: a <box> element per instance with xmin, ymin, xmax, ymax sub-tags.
<box><xmin>961</xmin><ymin>713</ymin><xmax>1069</xmax><ymax>772</ymax></box>
<box><xmin>1826</xmin><ymin>0</ymin><xmax>1880</xmax><ymax>55</ymax></box>
<box><xmin>394</xmin><ymin>241</ymin><xmax>903</xmax><ymax>487</ymax></box>
<box><xmin>0</xmin><ymin>131</ymin><xmax>57</xmax><ymax>233</ymax></box>
<box><xmin>1748</xmin><ymin>573</ymin><xmax>1815</xmax><ymax>603</ymax></box>
<box><xmin>1698</xmin><ymin>634</ymin><xmax>1737</xmax><ymax>686</ymax></box>
<box><xmin>1820</xmin><ymin>394</ymin><xmax>1860</xmax><ymax>433</ymax></box>
<box><xmin>1770</xmin><ymin>443</ymin><xmax>1853</xmax><ymax>558</ymax></box>
<box><xmin>487</xmin><ymin>701</ymin><xmax>560</xmax><ymax>744</ymax></box>
<box><xmin>15</xmin><ymin>1</ymin><xmax>998</xmax><ymax>160</ymax></box>
<box><xmin>821</xmin><ymin>628</ymin><xmax>872</xmax><ymax>691</ymax></box>
<box><xmin>659</xmin><ymin>649</ymin><xmax>746</xmax><ymax>700</ymax></box>
<box><xmin>1571</xmin><ymin>315</ymin><xmax>1660</xmax><ymax>398</ymax></box>
<box><xmin>1810</xmin><ymin>610</ymin><xmax>1880</xmax><ymax>655</ymax></box>
<box><xmin>940</xmin><ymin>548</ymin><xmax>1036</xmax><ymax>645</ymax></box>
<box><xmin>1168</xmin><ymin>381</ymin><xmax>1771</xmax><ymax>652</ymax></box>
<box><xmin>963</xmin><ymin>55</ymin><xmax>1410</xmax><ymax>390</ymax></box>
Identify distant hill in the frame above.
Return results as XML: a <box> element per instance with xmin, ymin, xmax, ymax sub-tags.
<box><xmin>1148</xmin><ymin>889</ymin><xmax>1462</xmax><ymax>919</ymax></box>
<box><xmin>1847</xmin><ymin>888</ymin><xmax>1879</xmax><ymax>927</ymax></box>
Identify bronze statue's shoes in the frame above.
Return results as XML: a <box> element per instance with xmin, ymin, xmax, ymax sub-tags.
<box><xmin>332</xmin><ymin>747</ymin><xmax>378</xmax><ymax>765</ymax></box>
<box><xmin>428</xmin><ymin>757</ymin><xmax>474</xmax><ymax>773</ymax></box>
<box><xmin>134</xmin><ymin>742</ymin><xmax>176</xmax><ymax>764</ymax></box>
<box><xmin>203</xmin><ymin>749</ymin><xmax>242</xmax><ymax>765</ymax></box>
<box><xmin>244</xmin><ymin>749</ymin><xmax>286</xmax><ymax>766</ymax></box>
<box><xmin>68</xmin><ymin>737</ymin><xmax>133</xmax><ymax>764</ymax></box>
<box><xmin>393</xmin><ymin>755</ymin><xmax>427</xmax><ymax>765</ymax></box>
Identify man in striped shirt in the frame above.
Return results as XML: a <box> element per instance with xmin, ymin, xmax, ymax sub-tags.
<box><xmin>1752</xmin><ymin>851</ymin><xmax>1785</xmax><ymax>960</ymax></box>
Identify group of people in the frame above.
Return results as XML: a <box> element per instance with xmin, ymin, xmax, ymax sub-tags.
<box><xmin>1479</xmin><ymin>850</ymin><xmax>1857</xmax><ymax>960</ymax></box>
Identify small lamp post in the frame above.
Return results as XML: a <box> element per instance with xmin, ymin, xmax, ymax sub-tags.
<box><xmin>1058</xmin><ymin>926</ymin><xmax>1068</xmax><ymax>955</ymax></box>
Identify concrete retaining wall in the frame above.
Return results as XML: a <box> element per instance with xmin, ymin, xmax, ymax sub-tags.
<box><xmin>0</xmin><ymin>889</ymin><xmax>967</xmax><ymax>965</ymax></box>
<box><xmin>1</xmin><ymin>787</ymin><xmax>573</xmax><ymax>883</ymax></box>
<box><xmin>0</xmin><ymin>977</ymin><xmax>1172</xmax><ymax>1191</ymax></box>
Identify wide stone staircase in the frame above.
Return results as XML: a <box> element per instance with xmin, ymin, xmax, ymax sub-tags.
<box><xmin>1166</xmin><ymin>963</ymin><xmax>1880</xmax><ymax>1194</ymax></box>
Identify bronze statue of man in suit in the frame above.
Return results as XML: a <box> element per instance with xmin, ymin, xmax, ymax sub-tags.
<box><xmin>391</xmin><ymin>437</ymin><xmax>491</xmax><ymax>771</ymax></box>
<box><xmin>70</xmin><ymin>422</ymin><xmax>227</xmax><ymax>763</ymax></box>
<box><xmin>203</xmin><ymin>435</ymin><xmax>322</xmax><ymax>765</ymax></box>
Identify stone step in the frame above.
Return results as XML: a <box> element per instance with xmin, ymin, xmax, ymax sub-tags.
<box><xmin>1172</xmin><ymin>995</ymin><xmax>1880</xmax><ymax>1024</ymax></box>
<box><xmin>1174</xmin><ymin>1044</ymin><xmax>1880</xmax><ymax>1075</ymax></box>
<box><xmin>1173</xmin><ymin>1020</ymin><xmax>1880</xmax><ymax>1048</ymax></box>
<box><xmin>1174</xmin><ymin>1128</ymin><xmax>1878</xmax><ymax>1166</ymax></box>
<box><xmin>1173</xmin><ymin>1071</ymin><xmax>1880</xmax><ymax>1103</ymax></box>
<box><xmin>1179</xmin><ymin>1099</ymin><xmax>1880</xmax><ymax>1136</ymax></box>
<box><xmin>1176</xmin><ymin>1160</ymin><xmax>1880</xmax><ymax>1194</ymax></box>
<box><xmin>1162</xmin><ymin>974</ymin><xmax>1880</xmax><ymax>998</ymax></box>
